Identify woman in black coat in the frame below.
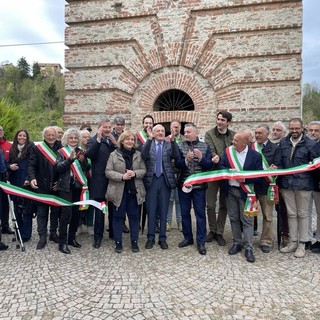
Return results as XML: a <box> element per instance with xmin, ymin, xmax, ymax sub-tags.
<box><xmin>8</xmin><ymin>129</ymin><xmax>35</xmax><ymax>242</ymax></box>
<box><xmin>56</xmin><ymin>128</ymin><xmax>91</xmax><ymax>254</ymax></box>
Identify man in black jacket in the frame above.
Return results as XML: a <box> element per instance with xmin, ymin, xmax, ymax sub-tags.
<box><xmin>253</xmin><ymin>124</ymin><xmax>282</xmax><ymax>253</ymax></box>
<box><xmin>279</xmin><ymin>118</ymin><xmax>319</xmax><ymax>258</ymax></box>
<box><xmin>86</xmin><ymin>118</ymin><xmax>117</xmax><ymax>248</ymax></box>
<box><xmin>28</xmin><ymin>126</ymin><xmax>61</xmax><ymax>249</ymax></box>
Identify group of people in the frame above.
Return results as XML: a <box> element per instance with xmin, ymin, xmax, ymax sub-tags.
<box><xmin>1</xmin><ymin>115</ymin><xmax>320</xmax><ymax>263</ymax></box>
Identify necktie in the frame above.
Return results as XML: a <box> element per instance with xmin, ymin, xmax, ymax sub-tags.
<box><xmin>155</xmin><ymin>142</ymin><xmax>162</xmax><ymax>177</ymax></box>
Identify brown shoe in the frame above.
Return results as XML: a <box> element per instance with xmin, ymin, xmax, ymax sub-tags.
<box><xmin>215</xmin><ymin>234</ymin><xmax>226</xmax><ymax>246</ymax></box>
<box><xmin>206</xmin><ymin>231</ymin><xmax>215</xmax><ymax>243</ymax></box>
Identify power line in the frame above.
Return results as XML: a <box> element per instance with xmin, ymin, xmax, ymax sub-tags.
<box><xmin>0</xmin><ymin>41</ymin><xmax>65</xmax><ymax>48</ymax></box>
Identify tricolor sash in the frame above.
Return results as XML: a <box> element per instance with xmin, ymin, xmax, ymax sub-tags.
<box><xmin>59</xmin><ymin>146</ymin><xmax>89</xmax><ymax>210</ymax></box>
<box><xmin>252</xmin><ymin>142</ymin><xmax>279</xmax><ymax>204</ymax></box>
<box><xmin>37</xmin><ymin>141</ymin><xmax>57</xmax><ymax>166</ymax></box>
<box><xmin>226</xmin><ymin>146</ymin><xmax>259</xmax><ymax>216</ymax></box>
<box><xmin>137</xmin><ymin>130</ymin><xmax>148</xmax><ymax>145</ymax></box>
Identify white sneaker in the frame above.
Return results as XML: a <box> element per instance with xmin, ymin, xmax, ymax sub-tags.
<box><xmin>294</xmin><ymin>243</ymin><xmax>305</xmax><ymax>258</ymax></box>
<box><xmin>280</xmin><ymin>241</ymin><xmax>298</xmax><ymax>253</ymax></box>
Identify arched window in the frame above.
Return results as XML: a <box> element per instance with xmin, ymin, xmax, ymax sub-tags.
<box><xmin>154</xmin><ymin>89</ymin><xmax>194</xmax><ymax>111</ymax></box>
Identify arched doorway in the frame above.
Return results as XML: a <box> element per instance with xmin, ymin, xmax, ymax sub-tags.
<box><xmin>154</xmin><ymin>89</ymin><xmax>194</xmax><ymax>134</ymax></box>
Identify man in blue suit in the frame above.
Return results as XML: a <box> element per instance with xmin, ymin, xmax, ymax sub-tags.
<box><xmin>142</xmin><ymin>124</ymin><xmax>179</xmax><ymax>250</ymax></box>
<box><xmin>220</xmin><ymin>131</ymin><xmax>263</xmax><ymax>263</ymax></box>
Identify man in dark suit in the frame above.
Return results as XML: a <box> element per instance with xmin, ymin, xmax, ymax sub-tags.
<box><xmin>253</xmin><ymin>125</ymin><xmax>282</xmax><ymax>253</ymax></box>
<box><xmin>28</xmin><ymin>126</ymin><xmax>61</xmax><ymax>249</ymax></box>
<box><xmin>220</xmin><ymin>131</ymin><xmax>263</xmax><ymax>263</ymax></box>
<box><xmin>141</xmin><ymin>124</ymin><xmax>179</xmax><ymax>250</ymax></box>
<box><xmin>86</xmin><ymin>118</ymin><xmax>117</xmax><ymax>248</ymax></box>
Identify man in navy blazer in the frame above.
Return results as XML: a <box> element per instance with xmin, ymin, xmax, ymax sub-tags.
<box><xmin>220</xmin><ymin>131</ymin><xmax>263</xmax><ymax>263</ymax></box>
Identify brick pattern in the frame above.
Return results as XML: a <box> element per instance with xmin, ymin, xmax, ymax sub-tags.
<box><xmin>64</xmin><ymin>0</ymin><xmax>302</xmax><ymax>133</ymax></box>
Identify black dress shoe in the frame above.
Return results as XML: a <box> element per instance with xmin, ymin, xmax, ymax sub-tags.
<box><xmin>245</xmin><ymin>249</ymin><xmax>255</xmax><ymax>263</ymax></box>
<box><xmin>158</xmin><ymin>240</ymin><xmax>168</xmax><ymax>250</ymax></box>
<box><xmin>59</xmin><ymin>244</ymin><xmax>71</xmax><ymax>254</ymax></box>
<box><xmin>145</xmin><ymin>239</ymin><xmax>155</xmax><ymax>249</ymax></box>
<box><xmin>93</xmin><ymin>239</ymin><xmax>101</xmax><ymax>249</ymax></box>
<box><xmin>178</xmin><ymin>239</ymin><xmax>194</xmax><ymax>248</ymax></box>
<box><xmin>2</xmin><ymin>227</ymin><xmax>14</xmax><ymax>235</ymax></box>
<box><xmin>228</xmin><ymin>244</ymin><xmax>242</xmax><ymax>255</ymax></box>
<box><xmin>197</xmin><ymin>244</ymin><xmax>207</xmax><ymax>255</ymax></box>
<box><xmin>0</xmin><ymin>241</ymin><xmax>9</xmax><ymax>251</ymax></box>
<box><xmin>311</xmin><ymin>241</ymin><xmax>320</xmax><ymax>253</ymax></box>
<box><xmin>305</xmin><ymin>241</ymin><xmax>312</xmax><ymax>250</ymax></box>
<box><xmin>68</xmin><ymin>239</ymin><xmax>81</xmax><ymax>248</ymax></box>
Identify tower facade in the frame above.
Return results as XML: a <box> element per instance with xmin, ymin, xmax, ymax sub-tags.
<box><xmin>64</xmin><ymin>0</ymin><xmax>302</xmax><ymax>133</ymax></box>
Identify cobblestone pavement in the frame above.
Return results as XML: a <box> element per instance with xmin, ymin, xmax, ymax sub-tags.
<box><xmin>1</xmin><ymin>213</ymin><xmax>320</xmax><ymax>320</ymax></box>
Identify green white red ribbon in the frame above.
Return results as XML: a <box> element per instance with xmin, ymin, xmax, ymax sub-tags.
<box><xmin>183</xmin><ymin>156</ymin><xmax>320</xmax><ymax>189</ymax></box>
<box><xmin>0</xmin><ymin>182</ymin><xmax>106</xmax><ymax>212</ymax></box>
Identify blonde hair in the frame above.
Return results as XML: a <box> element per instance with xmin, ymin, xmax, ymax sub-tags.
<box><xmin>117</xmin><ymin>129</ymin><xmax>137</xmax><ymax>148</ymax></box>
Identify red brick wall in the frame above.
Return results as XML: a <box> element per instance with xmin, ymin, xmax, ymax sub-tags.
<box><xmin>64</xmin><ymin>0</ymin><xmax>302</xmax><ymax>134</ymax></box>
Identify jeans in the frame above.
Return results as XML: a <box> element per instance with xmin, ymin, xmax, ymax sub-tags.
<box><xmin>178</xmin><ymin>187</ymin><xmax>207</xmax><ymax>245</ymax></box>
<box><xmin>167</xmin><ymin>188</ymin><xmax>182</xmax><ymax>223</ymax></box>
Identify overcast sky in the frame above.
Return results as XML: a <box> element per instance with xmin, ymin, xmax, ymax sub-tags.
<box><xmin>0</xmin><ymin>0</ymin><xmax>319</xmax><ymax>87</ymax></box>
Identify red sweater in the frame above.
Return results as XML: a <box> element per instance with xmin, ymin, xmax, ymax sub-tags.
<box><xmin>0</xmin><ymin>138</ymin><xmax>12</xmax><ymax>160</ymax></box>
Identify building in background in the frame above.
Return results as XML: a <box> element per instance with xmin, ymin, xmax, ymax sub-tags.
<box><xmin>63</xmin><ymin>0</ymin><xmax>302</xmax><ymax>134</ymax></box>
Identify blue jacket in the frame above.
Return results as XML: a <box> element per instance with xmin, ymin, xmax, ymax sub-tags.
<box><xmin>141</xmin><ymin>139</ymin><xmax>179</xmax><ymax>189</ymax></box>
<box><xmin>278</xmin><ymin>133</ymin><xmax>319</xmax><ymax>191</ymax></box>
<box><xmin>219</xmin><ymin>147</ymin><xmax>263</xmax><ymax>201</ymax></box>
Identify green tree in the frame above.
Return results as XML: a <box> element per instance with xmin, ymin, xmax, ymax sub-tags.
<box><xmin>17</xmin><ymin>57</ymin><xmax>31</xmax><ymax>80</ymax></box>
<box><xmin>32</xmin><ymin>62</ymin><xmax>41</xmax><ymax>79</ymax></box>
<box><xmin>302</xmin><ymin>83</ymin><xmax>320</xmax><ymax>123</ymax></box>
<box><xmin>42</xmin><ymin>80</ymin><xmax>59</xmax><ymax>110</ymax></box>
<box><xmin>0</xmin><ymin>98</ymin><xmax>21</xmax><ymax>139</ymax></box>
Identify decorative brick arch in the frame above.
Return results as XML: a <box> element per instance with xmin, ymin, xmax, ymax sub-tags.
<box><xmin>130</xmin><ymin>66</ymin><xmax>215</xmax><ymax>131</ymax></box>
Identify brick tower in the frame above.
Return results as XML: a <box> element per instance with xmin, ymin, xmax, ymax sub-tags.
<box><xmin>64</xmin><ymin>0</ymin><xmax>302</xmax><ymax>134</ymax></box>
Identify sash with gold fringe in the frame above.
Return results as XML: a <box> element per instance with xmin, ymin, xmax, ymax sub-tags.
<box><xmin>252</xmin><ymin>142</ymin><xmax>279</xmax><ymax>204</ymax></box>
<box><xmin>226</xmin><ymin>146</ymin><xmax>259</xmax><ymax>217</ymax></box>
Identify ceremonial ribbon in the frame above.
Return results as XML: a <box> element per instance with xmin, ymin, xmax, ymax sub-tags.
<box><xmin>182</xmin><ymin>156</ymin><xmax>320</xmax><ymax>187</ymax></box>
<box><xmin>59</xmin><ymin>146</ymin><xmax>89</xmax><ymax>210</ymax></box>
<box><xmin>137</xmin><ymin>130</ymin><xmax>148</xmax><ymax>145</ymax></box>
<box><xmin>0</xmin><ymin>182</ymin><xmax>107</xmax><ymax>213</ymax></box>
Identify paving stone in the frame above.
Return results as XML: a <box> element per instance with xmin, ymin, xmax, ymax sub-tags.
<box><xmin>1</xmin><ymin>213</ymin><xmax>320</xmax><ymax>318</ymax></box>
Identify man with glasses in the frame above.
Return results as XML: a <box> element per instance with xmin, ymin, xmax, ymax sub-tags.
<box><xmin>279</xmin><ymin>118</ymin><xmax>319</xmax><ymax>258</ymax></box>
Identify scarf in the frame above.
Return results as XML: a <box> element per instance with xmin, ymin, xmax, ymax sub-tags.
<box><xmin>119</xmin><ymin>147</ymin><xmax>137</xmax><ymax>194</ymax></box>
